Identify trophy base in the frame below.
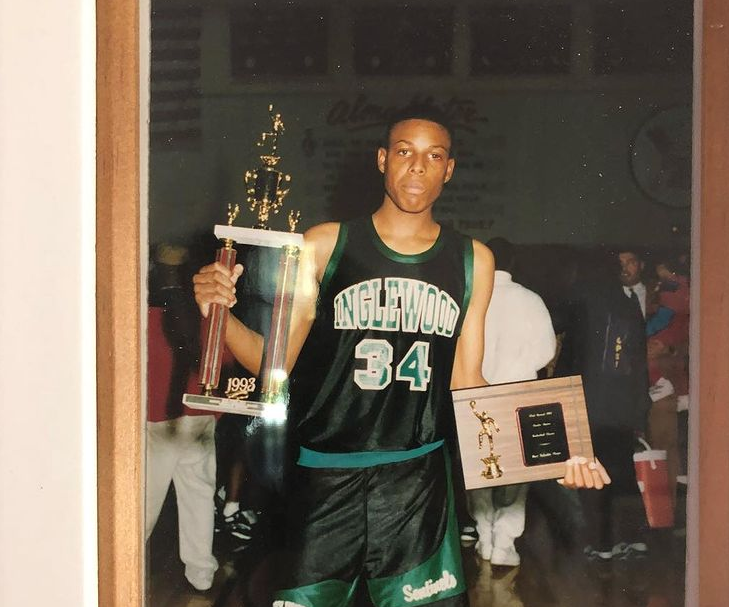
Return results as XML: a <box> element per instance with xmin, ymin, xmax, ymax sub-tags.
<box><xmin>182</xmin><ymin>393</ymin><xmax>286</xmax><ymax>422</ymax></box>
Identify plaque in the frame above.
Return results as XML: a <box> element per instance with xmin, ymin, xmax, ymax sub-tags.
<box><xmin>452</xmin><ymin>376</ymin><xmax>594</xmax><ymax>489</ymax></box>
<box><xmin>183</xmin><ymin>105</ymin><xmax>302</xmax><ymax>421</ymax></box>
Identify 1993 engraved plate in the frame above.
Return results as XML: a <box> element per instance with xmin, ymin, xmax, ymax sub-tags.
<box><xmin>452</xmin><ymin>376</ymin><xmax>593</xmax><ymax>489</ymax></box>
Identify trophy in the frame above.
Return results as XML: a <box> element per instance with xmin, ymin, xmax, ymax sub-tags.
<box><xmin>183</xmin><ymin>105</ymin><xmax>303</xmax><ymax>421</ymax></box>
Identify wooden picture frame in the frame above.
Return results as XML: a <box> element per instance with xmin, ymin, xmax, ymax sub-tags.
<box><xmin>95</xmin><ymin>1</ymin><xmax>729</xmax><ymax>605</ymax></box>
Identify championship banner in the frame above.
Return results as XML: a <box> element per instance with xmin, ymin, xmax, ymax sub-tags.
<box><xmin>452</xmin><ymin>376</ymin><xmax>594</xmax><ymax>489</ymax></box>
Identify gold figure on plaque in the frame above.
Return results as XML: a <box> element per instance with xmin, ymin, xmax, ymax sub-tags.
<box><xmin>470</xmin><ymin>400</ymin><xmax>504</xmax><ymax>479</ymax></box>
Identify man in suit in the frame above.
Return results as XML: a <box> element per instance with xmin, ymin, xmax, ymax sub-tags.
<box><xmin>572</xmin><ymin>248</ymin><xmax>652</xmax><ymax>560</ymax></box>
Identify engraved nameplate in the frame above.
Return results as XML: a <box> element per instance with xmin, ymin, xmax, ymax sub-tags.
<box><xmin>517</xmin><ymin>402</ymin><xmax>570</xmax><ymax>467</ymax></box>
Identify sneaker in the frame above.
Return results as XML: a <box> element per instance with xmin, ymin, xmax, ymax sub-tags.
<box><xmin>612</xmin><ymin>542</ymin><xmax>648</xmax><ymax>560</ymax></box>
<box><xmin>218</xmin><ymin>508</ymin><xmax>260</xmax><ymax>552</ymax></box>
<box><xmin>460</xmin><ymin>524</ymin><xmax>479</xmax><ymax>547</ymax></box>
<box><xmin>491</xmin><ymin>545</ymin><xmax>520</xmax><ymax>567</ymax></box>
<box><xmin>584</xmin><ymin>545</ymin><xmax>613</xmax><ymax>562</ymax></box>
<box><xmin>227</xmin><ymin>509</ymin><xmax>258</xmax><ymax>538</ymax></box>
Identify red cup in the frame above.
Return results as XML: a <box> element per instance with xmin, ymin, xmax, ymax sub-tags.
<box><xmin>633</xmin><ymin>443</ymin><xmax>674</xmax><ymax>528</ymax></box>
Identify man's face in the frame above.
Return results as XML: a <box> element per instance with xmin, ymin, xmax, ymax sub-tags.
<box><xmin>377</xmin><ymin>119</ymin><xmax>455</xmax><ymax>215</ymax></box>
<box><xmin>619</xmin><ymin>252</ymin><xmax>643</xmax><ymax>286</ymax></box>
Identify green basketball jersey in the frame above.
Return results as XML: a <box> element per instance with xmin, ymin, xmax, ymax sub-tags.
<box><xmin>290</xmin><ymin>216</ymin><xmax>474</xmax><ymax>453</ymax></box>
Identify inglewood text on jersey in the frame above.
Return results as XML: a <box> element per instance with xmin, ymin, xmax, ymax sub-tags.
<box><xmin>333</xmin><ymin>277</ymin><xmax>461</xmax><ymax>338</ymax></box>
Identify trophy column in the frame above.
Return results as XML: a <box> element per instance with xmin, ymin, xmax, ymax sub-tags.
<box><xmin>259</xmin><ymin>242</ymin><xmax>301</xmax><ymax>404</ymax></box>
<box><xmin>198</xmin><ymin>239</ymin><xmax>236</xmax><ymax>396</ymax></box>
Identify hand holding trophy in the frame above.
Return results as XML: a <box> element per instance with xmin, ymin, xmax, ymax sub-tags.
<box><xmin>185</xmin><ymin>105</ymin><xmax>303</xmax><ymax>420</ymax></box>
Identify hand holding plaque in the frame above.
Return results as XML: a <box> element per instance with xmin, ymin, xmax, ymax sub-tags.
<box><xmin>184</xmin><ymin>105</ymin><xmax>303</xmax><ymax>420</ymax></box>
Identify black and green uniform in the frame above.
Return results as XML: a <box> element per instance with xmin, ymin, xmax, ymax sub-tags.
<box><xmin>276</xmin><ymin>216</ymin><xmax>474</xmax><ymax>607</ymax></box>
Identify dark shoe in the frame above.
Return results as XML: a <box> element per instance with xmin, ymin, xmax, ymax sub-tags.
<box><xmin>584</xmin><ymin>545</ymin><xmax>613</xmax><ymax>562</ymax></box>
<box><xmin>217</xmin><ymin>508</ymin><xmax>260</xmax><ymax>552</ymax></box>
<box><xmin>612</xmin><ymin>542</ymin><xmax>648</xmax><ymax>560</ymax></box>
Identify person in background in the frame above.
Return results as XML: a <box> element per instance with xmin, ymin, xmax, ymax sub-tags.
<box><xmin>644</xmin><ymin>252</ymin><xmax>691</xmax><ymax>509</ymax></box>
<box><xmin>653</xmin><ymin>254</ymin><xmax>690</xmax><ymax>393</ymax></box>
<box><xmin>467</xmin><ymin>237</ymin><xmax>557</xmax><ymax>567</ymax></box>
<box><xmin>655</xmin><ymin>254</ymin><xmax>690</xmax><ymax>483</ymax></box>
<box><xmin>146</xmin><ymin>244</ymin><xmax>220</xmax><ymax>592</ymax></box>
<box><xmin>571</xmin><ymin>247</ymin><xmax>651</xmax><ymax>561</ymax></box>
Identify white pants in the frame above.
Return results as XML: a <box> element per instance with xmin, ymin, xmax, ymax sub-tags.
<box><xmin>146</xmin><ymin>415</ymin><xmax>218</xmax><ymax>578</ymax></box>
<box><xmin>467</xmin><ymin>484</ymin><xmax>528</xmax><ymax>557</ymax></box>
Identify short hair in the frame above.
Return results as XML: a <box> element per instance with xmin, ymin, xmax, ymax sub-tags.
<box><xmin>486</xmin><ymin>237</ymin><xmax>516</xmax><ymax>272</ymax></box>
<box><xmin>616</xmin><ymin>246</ymin><xmax>644</xmax><ymax>261</ymax></box>
<box><xmin>382</xmin><ymin>103</ymin><xmax>455</xmax><ymax>154</ymax></box>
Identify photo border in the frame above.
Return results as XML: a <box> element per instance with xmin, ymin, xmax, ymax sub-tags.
<box><xmin>95</xmin><ymin>1</ymin><xmax>729</xmax><ymax>605</ymax></box>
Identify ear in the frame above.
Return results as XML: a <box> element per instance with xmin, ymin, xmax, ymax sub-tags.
<box><xmin>443</xmin><ymin>158</ymin><xmax>455</xmax><ymax>183</ymax></box>
<box><xmin>377</xmin><ymin>147</ymin><xmax>387</xmax><ymax>174</ymax></box>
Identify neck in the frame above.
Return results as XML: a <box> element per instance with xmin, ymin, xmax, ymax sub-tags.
<box><xmin>372</xmin><ymin>202</ymin><xmax>439</xmax><ymax>239</ymax></box>
<box><xmin>371</xmin><ymin>203</ymin><xmax>441</xmax><ymax>255</ymax></box>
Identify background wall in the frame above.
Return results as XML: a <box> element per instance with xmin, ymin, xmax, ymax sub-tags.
<box><xmin>149</xmin><ymin>0</ymin><xmax>692</xmax><ymax>253</ymax></box>
<box><xmin>0</xmin><ymin>0</ymin><xmax>97</xmax><ymax>605</ymax></box>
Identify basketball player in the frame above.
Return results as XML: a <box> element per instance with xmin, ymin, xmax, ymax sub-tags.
<box><xmin>193</xmin><ymin>107</ymin><xmax>609</xmax><ymax>607</ymax></box>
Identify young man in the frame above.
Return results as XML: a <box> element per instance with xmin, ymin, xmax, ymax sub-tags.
<box><xmin>193</xmin><ymin>107</ymin><xmax>607</xmax><ymax>607</ymax></box>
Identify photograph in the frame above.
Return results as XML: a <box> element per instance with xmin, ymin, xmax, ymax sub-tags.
<box><xmin>93</xmin><ymin>0</ymin><xmax>728</xmax><ymax>606</ymax></box>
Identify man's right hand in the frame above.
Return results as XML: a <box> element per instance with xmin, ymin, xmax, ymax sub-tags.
<box><xmin>192</xmin><ymin>262</ymin><xmax>244</xmax><ymax>318</ymax></box>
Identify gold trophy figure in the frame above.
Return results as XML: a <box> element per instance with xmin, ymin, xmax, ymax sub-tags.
<box><xmin>183</xmin><ymin>105</ymin><xmax>303</xmax><ymax>419</ymax></box>
<box><xmin>470</xmin><ymin>400</ymin><xmax>504</xmax><ymax>480</ymax></box>
<box><xmin>245</xmin><ymin>104</ymin><xmax>292</xmax><ymax>229</ymax></box>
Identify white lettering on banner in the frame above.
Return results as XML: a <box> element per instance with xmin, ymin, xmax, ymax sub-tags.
<box><xmin>334</xmin><ymin>278</ymin><xmax>460</xmax><ymax>337</ymax></box>
<box><xmin>272</xmin><ymin>601</ymin><xmax>307</xmax><ymax>607</ymax></box>
<box><xmin>402</xmin><ymin>570</ymin><xmax>459</xmax><ymax>603</ymax></box>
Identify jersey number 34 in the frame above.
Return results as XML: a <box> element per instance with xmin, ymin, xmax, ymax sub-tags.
<box><xmin>354</xmin><ymin>339</ymin><xmax>432</xmax><ymax>392</ymax></box>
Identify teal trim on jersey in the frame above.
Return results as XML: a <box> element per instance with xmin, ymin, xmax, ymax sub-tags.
<box><xmin>366</xmin><ymin>449</ymin><xmax>465</xmax><ymax>607</ymax></box>
<box><xmin>319</xmin><ymin>223</ymin><xmax>349</xmax><ymax>296</ymax></box>
<box><xmin>274</xmin><ymin>577</ymin><xmax>359</xmax><ymax>607</ymax></box>
<box><xmin>298</xmin><ymin>440</ymin><xmax>444</xmax><ymax>469</ymax></box>
<box><xmin>462</xmin><ymin>237</ymin><xmax>474</xmax><ymax>315</ymax></box>
<box><xmin>367</xmin><ymin>216</ymin><xmax>444</xmax><ymax>264</ymax></box>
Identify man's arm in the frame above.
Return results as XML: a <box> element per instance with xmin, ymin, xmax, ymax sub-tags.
<box><xmin>192</xmin><ymin>222</ymin><xmax>340</xmax><ymax>375</ymax></box>
<box><xmin>451</xmin><ymin>239</ymin><xmax>494</xmax><ymax>390</ymax></box>
<box><xmin>283</xmin><ymin>222</ymin><xmax>340</xmax><ymax>372</ymax></box>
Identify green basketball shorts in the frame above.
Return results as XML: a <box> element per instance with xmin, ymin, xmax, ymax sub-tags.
<box><xmin>273</xmin><ymin>445</ymin><xmax>468</xmax><ymax>607</ymax></box>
